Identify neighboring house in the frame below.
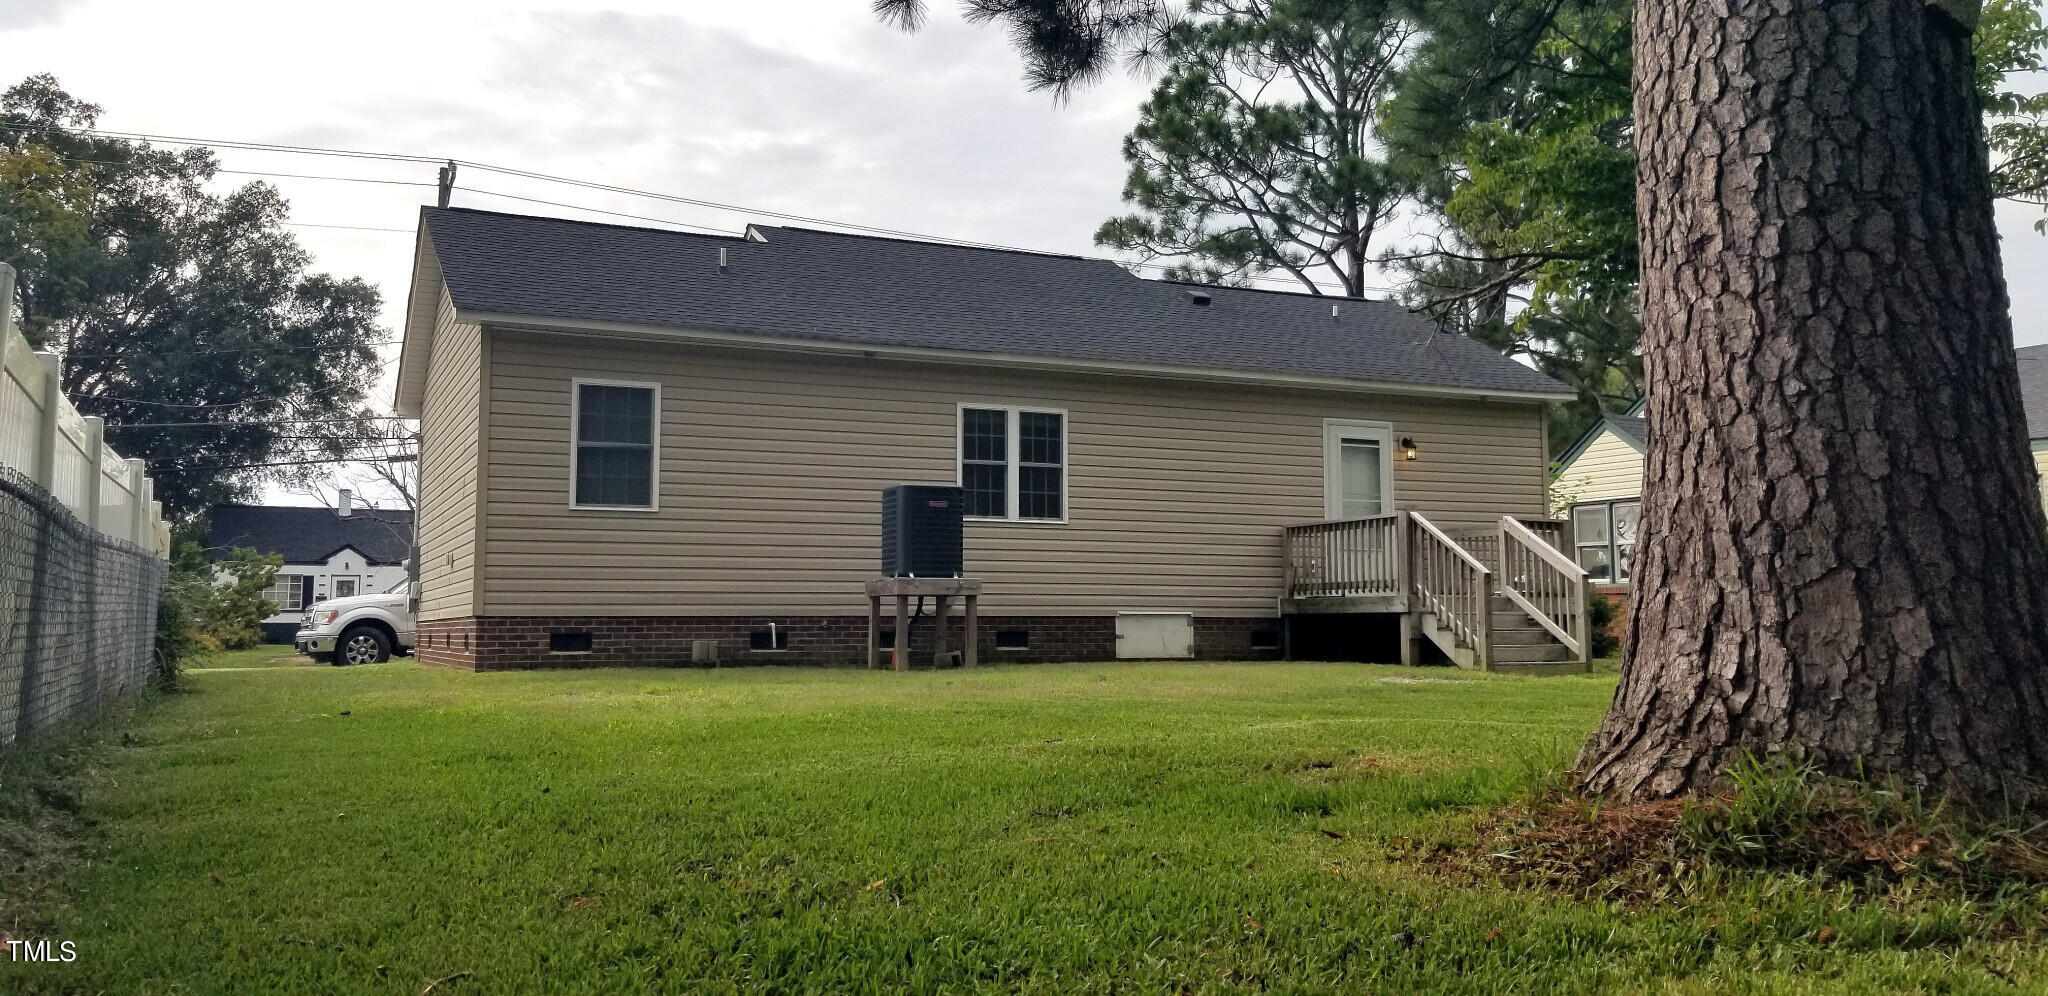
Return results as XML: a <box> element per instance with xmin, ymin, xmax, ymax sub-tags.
<box><xmin>395</xmin><ymin>207</ymin><xmax>1585</xmax><ymax>671</ymax></box>
<box><xmin>2019</xmin><ymin>345</ymin><xmax>2048</xmax><ymax>512</ymax></box>
<box><xmin>1550</xmin><ymin>399</ymin><xmax>1647</xmax><ymax>605</ymax></box>
<box><xmin>1554</xmin><ymin>347</ymin><xmax>2048</xmax><ymax>610</ymax></box>
<box><xmin>208</xmin><ymin>496</ymin><xmax>415</xmax><ymax>642</ymax></box>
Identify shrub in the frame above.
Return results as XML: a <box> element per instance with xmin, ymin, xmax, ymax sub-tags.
<box><xmin>186</xmin><ymin>546</ymin><xmax>281</xmax><ymax>651</ymax></box>
<box><xmin>1586</xmin><ymin>589</ymin><xmax>1621</xmax><ymax>658</ymax></box>
<box><xmin>151</xmin><ymin>579</ymin><xmax>204</xmax><ymax>691</ymax></box>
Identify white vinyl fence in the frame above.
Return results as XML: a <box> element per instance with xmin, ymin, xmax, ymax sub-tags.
<box><xmin>0</xmin><ymin>263</ymin><xmax>169</xmax><ymax>746</ymax></box>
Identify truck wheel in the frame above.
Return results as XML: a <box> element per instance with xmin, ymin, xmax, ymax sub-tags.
<box><xmin>337</xmin><ymin>626</ymin><xmax>391</xmax><ymax>666</ymax></box>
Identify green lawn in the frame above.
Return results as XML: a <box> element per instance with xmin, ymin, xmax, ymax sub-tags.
<box><xmin>5</xmin><ymin>662</ymin><xmax>2040</xmax><ymax>993</ymax></box>
<box><xmin>184</xmin><ymin>644</ymin><xmax>317</xmax><ymax>669</ymax></box>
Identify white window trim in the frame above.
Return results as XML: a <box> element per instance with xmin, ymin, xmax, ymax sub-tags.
<box><xmin>268</xmin><ymin>573</ymin><xmax>306</xmax><ymax>613</ymax></box>
<box><xmin>955</xmin><ymin>403</ymin><xmax>1070</xmax><ymax>525</ymax></box>
<box><xmin>331</xmin><ymin>575</ymin><xmax>361</xmax><ymax>599</ymax></box>
<box><xmin>1321</xmin><ymin>418</ymin><xmax>1397</xmax><ymax>520</ymax></box>
<box><xmin>569</xmin><ymin>377</ymin><xmax>662</xmax><ymax>512</ymax></box>
<box><xmin>1572</xmin><ymin>498</ymin><xmax>1639</xmax><ymax>585</ymax></box>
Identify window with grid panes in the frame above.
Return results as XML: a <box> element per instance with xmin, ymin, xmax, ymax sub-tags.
<box><xmin>573</xmin><ymin>382</ymin><xmax>658</xmax><ymax>509</ymax></box>
<box><xmin>958</xmin><ymin>406</ymin><xmax>1065</xmax><ymax>521</ymax></box>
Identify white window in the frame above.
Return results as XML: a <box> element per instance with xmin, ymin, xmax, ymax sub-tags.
<box><xmin>333</xmin><ymin>576</ymin><xmax>360</xmax><ymax>599</ymax></box>
<box><xmin>1322</xmin><ymin>419</ymin><xmax>1395</xmax><ymax>519</ymax></box>
<box><xmin>571</xmin><ymin>379</ymin><xmax>660</xmax><ymax>510</ymax></box>
<box><xmin>261</xmin><ymin>573</ymin><xmax>306</xmax><ymax>613</ymax></box>
<box><xmin>958</xmin><ymin>405</ymin><xmax>1066</xmax><ymax>522</ymax></box>
<box><xmin>1572</xmin><ymin>500</ymin><xmax>1641</xmax><ymax>584</ymax></box>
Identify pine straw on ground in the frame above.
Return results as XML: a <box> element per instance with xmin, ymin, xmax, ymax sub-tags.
<box><xmin>1404</xmin><ymin>757</ymin><xmax>2048</xmax><ymax>939</ymax></box>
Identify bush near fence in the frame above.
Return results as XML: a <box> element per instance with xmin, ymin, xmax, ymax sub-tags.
<box><xmin>0</xmin><ymin>262</ymin><xmax>171</xmax><ymax>746</ymax></box>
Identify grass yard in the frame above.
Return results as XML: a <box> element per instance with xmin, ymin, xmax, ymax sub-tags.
<box><xmin>5</xmin><ymin>661</ymin><xmax>2042</xmax><ymax>993</ymax></box>
<box><xmin>184</xmin><ymin>645</ymin><xmax>321</xmax><ymax>670</ymax></box>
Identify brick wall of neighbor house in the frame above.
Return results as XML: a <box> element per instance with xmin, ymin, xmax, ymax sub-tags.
<box><xmin>411</xmin><ymin>615</ymin><xmax>1285</xmax><ymax>670</ymax></box>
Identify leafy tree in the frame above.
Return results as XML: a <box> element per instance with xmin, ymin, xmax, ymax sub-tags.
<box><xmin>184</xmin><ymin>546</ymin><xmax>282</xmax><ymax>652</ymax></box>
<box><xmin>0</xmin><ymin>75</ymin><xmax>387</xmax><ymax>518</ymax></box>
<box><xmin>1094</xmin><ymin>0</ymin><xmax>1418</xmax><ymax>295</ymax></box>
<box><xmin>1386</xmin><ymin>0</ymin><xmax>2047</xmax><ymax>447</ymax></box>
<box><xmin>1979</xmin><ymin>0</ymin><xmax>2048</xmax><ymax>218</ymax></box>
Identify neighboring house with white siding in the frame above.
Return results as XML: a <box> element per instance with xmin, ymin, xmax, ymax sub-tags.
<box><xmin>208</xmin><ymin>498</ymin><xmax>414</xmax><ymax>642</ymax></box>
<box><xmin>1550</xmin><ymin>400</ymin><xmax>1647</xmax><ymax>597</ymax></box>
<box><xmin>394</xmin><ymin>207</ymin><xmax>1589</xmax><ymax>671</ymax></box>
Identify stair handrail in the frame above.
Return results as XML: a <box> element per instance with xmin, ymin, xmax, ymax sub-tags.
<box><xmin>1497</xmin><ymin>515</ymin><xmax>1591</xmax><ymax>660</ymax></box>
<box><xmin>1408</xmin><ymin>512</ymin><xmax>1492</xmax><ymax>667</ymax></box>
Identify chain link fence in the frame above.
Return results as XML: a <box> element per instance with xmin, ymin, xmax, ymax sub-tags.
<box><xmin>0</xmin><ymin>464</ymin><xmax>164</xmax><ymax>747</ymax></box>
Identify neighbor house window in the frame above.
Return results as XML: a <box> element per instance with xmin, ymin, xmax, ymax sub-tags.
<box><xmin>572</xmin><ymin>380</ymin><xmax>659</xmax><ymax>510</ymax></box>
<box><xmin>261</xmin><ymin>573</ymin><xmax>306</xmax><ymax>613</ymax></box>
<box><xmin>958</xmin><ymin>406</ymin><xmax>1066</xmax><ymax>522</ymax></box>
<box><xmin>1572</xmin><ymin>500</ymin><xmax>1641</xmax><ymax>584</ymax></box>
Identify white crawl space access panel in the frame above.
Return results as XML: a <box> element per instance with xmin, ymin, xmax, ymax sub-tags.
<box><xmin>1115</xmin><ymin>612</ymin><xmax>1194</xmax><ymax>659</ymax></box>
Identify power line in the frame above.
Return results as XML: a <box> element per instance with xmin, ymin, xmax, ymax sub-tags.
<box><xmin>149</xmin><ymin>453</ymin><xmax>418</xmax><ymax>473</ymax></box>
<box><xmin>287</xmin><ymin>223</ymin><xmax>415</xmax><ymax>233</ymax></box>
<box><xmin>116</xmin><ymin>416</ymin><xmax>413</xmax><ymax>429</ymax></box>
<box><xmin>13</xmin><ymin>122</ymin><xmax>1398</xmax><ymax>294</ymax></box>
<box><xmin>61</xmin><ymin>338</ymin><xmax>400</xmax><ymax>360</ymax></box>
<box><xmin>463</xmin><ymin>187</ymin><xmax>741</xmax><ymax>236</ymax></box>
<box><xmin>1</xmin><ymin>123</ymin><xmax>441</xmax><ymax>165</ymax></box>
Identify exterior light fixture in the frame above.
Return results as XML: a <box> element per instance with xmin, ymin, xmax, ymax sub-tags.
<box><xmin>1400</xmin><ymin>437</ymin><xmax>1418</xmax><ymax>461</ymax></box>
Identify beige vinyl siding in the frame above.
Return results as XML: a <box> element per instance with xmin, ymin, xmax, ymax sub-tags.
<box><xmin>2033</xmin><ymin>442</ymin><xmax>2048</xmax><ymax>515</ymax></box>
<box><xmin>480</xmin><ymin>329</ymin><xmax>1546</xmax><ymax>617</ymax></box>
<box><xmin>416</xmin><ymin>287</ymin><xmax>485</xmax><ymax>620</ymax></box>
<box><xmin>1556</xmin><ymin>427</ymin><xmax>1644</xmax><ymax>504</ymax></box>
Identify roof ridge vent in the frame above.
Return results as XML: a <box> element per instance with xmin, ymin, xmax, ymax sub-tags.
<box><xmin>1186</xmin><ymin>290</ymin><xmax>1213</xmax><ymax>307</ymax></box>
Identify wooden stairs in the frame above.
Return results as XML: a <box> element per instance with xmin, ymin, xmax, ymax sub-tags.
<box><xmin>1284</xmin><ymin>511</ymin><xmax>1594</xmax><ymax>675</ymax></box>
<box><xmin>1418</xmin><ymin>595</ymin><xmax>1589</xmax><ymax>676</ymax></box>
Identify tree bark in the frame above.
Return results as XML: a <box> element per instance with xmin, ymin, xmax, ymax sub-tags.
<box><xmin>1578</xmin><ymin>0</ymin><xmax>2048</xmax><ymax>804</ymax></box>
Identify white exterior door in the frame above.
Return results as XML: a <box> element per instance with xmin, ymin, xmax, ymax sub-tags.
<box><xmin>1323</xmin><ymin>420</ymin><xmax>1395</xmax><ymax>519</ymax></box>
<box><xmin>1116</xmin><ymin>612</ymin><xmax>1194</xmax><ymax>659</ymax></box>
<box><xmin>332</xmin><ymin>576</ymin><xmax>360</xmax><ymax>599</ymax></box>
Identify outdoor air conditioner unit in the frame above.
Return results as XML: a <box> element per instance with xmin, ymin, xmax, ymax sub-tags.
<box><xmin>881</xmin><ymin>484</ymin><xmax>965</xmax><ymax>578</ymax></box>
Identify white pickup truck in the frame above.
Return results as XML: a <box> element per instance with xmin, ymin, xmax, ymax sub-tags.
<box><xmin>294</xmin><ymin>582</ymin><xmax>417</xmax><ymax>665</ymax></box>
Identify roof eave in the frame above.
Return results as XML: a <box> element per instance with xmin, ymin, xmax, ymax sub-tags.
<box><xmin>455</xmin><ymin>309</ymin><xmax>1578</xmax><ymax>404</ymax></box>
<box><xmin>1555</xmin><ymin>421</ymin><xmax>1619</xmax><ymax>473</ymax></box>
<box><xmin>392</xmin><ymin>219</ymin><xmax>442</xmax><ymax>418</ymax></box>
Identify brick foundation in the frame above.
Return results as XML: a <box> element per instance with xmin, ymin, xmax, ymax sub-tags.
<box><xmin>414</xmin><ymin>614</ymin><xmax>1284</xmax><ymax>671</ymax></box>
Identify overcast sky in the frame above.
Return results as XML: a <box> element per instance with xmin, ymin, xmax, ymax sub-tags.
<box><xmin>10</xmin><ymin>0</ymin><xmax>2048</xmax><ymax>503</ymax></box>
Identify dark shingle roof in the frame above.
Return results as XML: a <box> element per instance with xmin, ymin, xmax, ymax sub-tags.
<box><xmin>2017</xmin><ymin>344</ymin><xmax>2048</xmax><ymax>439</ymax></box>
<box><xmin>418</xmin><ymin>207</ymin><xmax>1571</xmax><ymax>398</ymax></box>
<box><xmin>1604</xmin><ymin>415</ymin><xmax>1648</xmax><ymax>447</ymax></box>
<box><xmin>208</xmin><ymin>505</ymin><xmax>414</xmax><ymax>565</ymax></box>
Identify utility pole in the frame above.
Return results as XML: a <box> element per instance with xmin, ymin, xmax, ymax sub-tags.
<box><xmin>436</xmin><ymin>160</ymin><xmax>458</xmax><ymax>208</ymax></box>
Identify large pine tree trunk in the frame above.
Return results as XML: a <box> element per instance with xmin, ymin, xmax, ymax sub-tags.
<box><xmin>1578</xmin><ymin>0</ymin><xmax>2048</xmax><ymax>803</ymax></box>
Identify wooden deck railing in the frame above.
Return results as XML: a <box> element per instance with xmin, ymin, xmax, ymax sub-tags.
<box><xmin>1497</xmin><ymin>515</ymin><xmax>1591</xmax><ymax>659</ymax></box>
<box><xmin>1409</xmin><ymin>512</ymin><xmax>1491</xmax><ymax>665</ymax></box>
<box><xmin>1283</xmin><ymin>512</ymin><xmax>1405</xmax><ymax>599</ymax></box>
<box><xmin>1454</xmin><ymin>518</ymin><xmax>1567</xmax><ymax>573</ymax></box>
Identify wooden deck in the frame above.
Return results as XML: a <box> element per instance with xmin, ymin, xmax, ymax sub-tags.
<box><xmin>1281</xmin><ymin>512</ymin><xmax>1592</xmax><ymax>674</ymax></box>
